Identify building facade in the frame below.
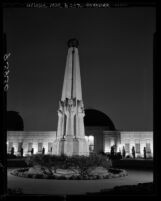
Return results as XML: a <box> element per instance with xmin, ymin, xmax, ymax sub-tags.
<box><xmin>7</xmin><ymin>130</ymin><xmax>153</xmax><ymax>158</ymax></box>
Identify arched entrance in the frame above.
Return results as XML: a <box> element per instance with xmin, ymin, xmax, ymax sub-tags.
<box><xmin>84</xmin><ymin>109</ymin><xmax>116</xmax><ymax>154</ymax></box>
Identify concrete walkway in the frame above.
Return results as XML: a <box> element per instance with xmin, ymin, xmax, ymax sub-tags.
<box><xmin>7</xmin><ymin>169</ymin><xmax>153</xmax><ymax>195</ymax></box>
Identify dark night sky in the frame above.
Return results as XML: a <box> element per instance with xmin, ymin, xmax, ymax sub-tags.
<box><xmin>3</xmin><ymin>8</ymin><xmax>155</xmax><ymax>131</ymax></box>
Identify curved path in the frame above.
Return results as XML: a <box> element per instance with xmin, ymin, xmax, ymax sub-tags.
<box><xmin>7</xmin><ymin>169</ymin><xmax>153</xmax><ymax>195</ymax></box>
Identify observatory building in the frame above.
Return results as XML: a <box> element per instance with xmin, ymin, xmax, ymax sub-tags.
<box><xmin>7</xmin><ymin>39</ymin><xmax>153</xmax><ymax>158</ymax></box>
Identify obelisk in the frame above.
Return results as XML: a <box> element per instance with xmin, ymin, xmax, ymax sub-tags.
<box><xmin>52</xmin><ymin>39</ymin><xmax>89</xmax><ymax>156</ymax></box>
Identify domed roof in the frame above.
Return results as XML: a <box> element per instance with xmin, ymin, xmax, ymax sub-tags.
<box><xmin>7</xmin><ymin>111</ymin><xmax>24</xmax><ymax>131</ymax></box>
<box><xmin>84</xmin><ymin>109</ymin><xmax>115</xmax><ymax>130</ymax></box>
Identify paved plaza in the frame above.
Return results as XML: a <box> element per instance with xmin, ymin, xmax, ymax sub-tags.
<box><xmin>8</xmin><ymin>169</ymin><xmax>153</xmax><ymax>195</ymax></box>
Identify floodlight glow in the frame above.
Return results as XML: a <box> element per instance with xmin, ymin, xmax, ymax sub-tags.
<box><xmin>89</xmin><ymin>135</ymin><xmax>94</xmax><ymax>145</ymax></box>
<box><xmin>85</xmin><ymin>136</ymin><xmax>88</xmax><ymax>141</ymax></box>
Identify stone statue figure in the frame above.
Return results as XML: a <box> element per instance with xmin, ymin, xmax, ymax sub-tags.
<box><xmin>122</xmin><ymin>146</ymin><xmax>126</xmax><ymax>158</ymax></box>
<box><xmin>11</xmin><ymin>147</ymin><xmax>14</xmax><ymax>156</ymax></box>
<box><xmin>132</xmin><ymin>146</ymin><xmax>135</xmax><ymax>159</ymax></box>
<box><xmin>20</xmin><ymin>147</ymin><xmax>23</xmax><ymax>157</ymax></box>
<box><xmin>143</xmin><ymin>147</ymin><xmax>146</xmax><ymax>159</ymax></box>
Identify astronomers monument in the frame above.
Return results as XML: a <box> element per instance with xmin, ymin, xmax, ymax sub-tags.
<box><xmin>52</xmin><ymin>39</ymin><xmax>89</xmax><ymax>156</ymax></box>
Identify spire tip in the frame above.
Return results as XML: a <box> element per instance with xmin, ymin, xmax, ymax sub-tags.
<box><xmin>67</xmin><ymin>38</ymin><xmax>79</xmax><ymax>48</ymax></box>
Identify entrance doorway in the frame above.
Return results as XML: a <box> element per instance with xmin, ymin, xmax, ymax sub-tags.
<box><xmin>85</xmin><ymin>135</ymin><xmax>94</xmax><ymax>153</ymax></box>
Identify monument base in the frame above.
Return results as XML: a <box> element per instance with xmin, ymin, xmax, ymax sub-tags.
<box><xmin>52</xmin><ymin>137</ymin><xmax>89</xmax><ymax>156</ymax></box>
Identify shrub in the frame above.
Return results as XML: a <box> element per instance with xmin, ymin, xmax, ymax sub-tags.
<box><xmin>104</xmin><ymin>175</ymin><xmax>110</xmax><ymax>179</ymax></box>
<box><xmin>96</xmin><ymin>175</ymin><xmax>100</xmax><ymax>179</ymax></box>
<box><xmin>23</xmin><ymin>173</ymin><xmax>28</xmax><ymax>178</ymax></box>
<box><xmin>50</xmin><ymin>175</ymin><xmax>56</xmax><ymax>179</ymax></box>
<box><xmin>126</xmin><ymin>155</ymin><xmax>131</xmax><ymax>159</ymax></box>
<box><xmin>18</xmin><ymin>168</ymin><xmax>29</xmax><ymax>172</ymax></box>
<box><xmin>108</xmin><ymin>168</ymin><xmax>122</xmax><ymax>174</ymax></box>
<box><xmin>65</xmin><ymin>154</ymin><xmax>111</xmax><ymax>178</ymax></box>
<box><xmin>57</xmin><ymin>175</ymin><xmax>66</xmax><ymax>180</ymax></box>
<box><xmin>43</xmin><ymin>175</ymin><xmax>49</xmax><ymax>179</ymax></box>
<box><xmin>35</xmin><ymin>174</ymin><xmax>43</xmax><ymax>179</ymax></box>
<box><xmin>7</xmin><ymin>154</ymin><xmax>17</xmax><ymax>159</ymax></box>
<box><xmin>14</xmin><ymin>172</ymin><xmax>18</xmax><ymax>176</ymax></box>
<box><xmin>25</xmin><ymin>154</ymin><xmax>112</xmax><ymax>179</ymax></box>
<box><xmin>75</xmin><ymin>175</ymin><xmax>81</xmax><ymax>180</ymax></box>
<box><xmin>25</xmin><ymin>154</ymin><xmax>68</xmax><ymax>175</ymax></box>
<box><xmin>32</xmin><ymin>174</ymin><xmax>37</xmax><ymax>179</ymax></box>
<box><xmin>27</xmin><ymin>174</ymin><xmax>33</xmax><ymax>178</ymax></box>
<box><xmin>54</xmin><ymin>175</ymin><xmax>60</xmax><ymax>179</ymax></box>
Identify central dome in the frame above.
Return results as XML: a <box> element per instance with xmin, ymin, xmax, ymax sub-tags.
<box><xmin>84</xmin><ymin>109</ymin><xmax>115</xmax><ymax>130</ymax></box>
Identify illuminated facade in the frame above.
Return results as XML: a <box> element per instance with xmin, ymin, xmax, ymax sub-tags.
<box><xmin>7</xmin><ymin>130</ymin><xmax>153</xmax><ymax>158</ymax></box>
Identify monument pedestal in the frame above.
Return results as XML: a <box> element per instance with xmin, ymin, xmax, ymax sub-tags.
<box><xmin>52</xmin><ymin>137</ymin><xmax>89</xmax><ymax>156</ymax></box>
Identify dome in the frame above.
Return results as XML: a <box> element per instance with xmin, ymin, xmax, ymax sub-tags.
<box><xmin>84</xmin><ymin>109</ymin><xmax>115</xmax><ymax>130</ymax></box>
<box><xmin>7</xmin><ymin>111</ymin><xmax>24</xmax><ymax>131</ymax></box>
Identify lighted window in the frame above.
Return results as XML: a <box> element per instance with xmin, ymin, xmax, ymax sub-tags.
<box><xmin>146</xmin><ymin>140</ymin><xmax>151</xmax><ymax>153</ymax></box>
<box><xmin>38</xmin><ymin>143</ymin><xmax>43</xmax><ymax>152</ymax></box>
<box><xmin>135</xmin><ymin>143</ymin><xmax>140</xmax><ymax>153</ymax></box>
<box><xmin>18</xmin><ymin>142</ymin><xmax>23</xmax><ymax>152</ymax></box>
<box><xmin>89</xmin><ymin>145</ymin><xmax>94</xmax><ymax>152</ymax></box>
<box><xmin>125</xmin><ymin>143</ymin><xmax>130</xmax><ymax>153</ymax></box>
<box><xmin>28</xmin><ymin>143</ymin><xmax>33</xmax><ymax>152</ymax></box>
<box><xmin>85</xmin><ymin>135</ymin><xmax>94</xmax><ymax>153</ymax></box>
<box><xmin>48</xmin><ymin>142</ymin><xmax>53</xmax><ymax>152</ymax></box>
<box><xmin>135</xmin><ymin>139</ymin><xmax>140</xmax><ymax>153</ymax></box>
